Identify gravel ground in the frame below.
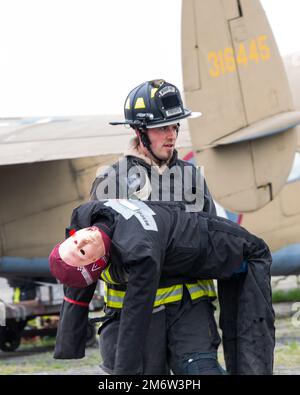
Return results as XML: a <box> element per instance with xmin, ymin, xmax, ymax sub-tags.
<box><xmin>0</xmin><ymin>339</ymin><xmax>299</xmax><ymax>375</ymax></box>
<box><xmin>1</xmin><ymin>278</ymin><xmax>299</xmax><ymax>375</ymax></box>
<box><xmin>0</xmin><ymin>304</ymin><xmax>299</xmax><ymax>375</ymax></box>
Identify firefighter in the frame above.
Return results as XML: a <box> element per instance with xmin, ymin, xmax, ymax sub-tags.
<box><xmin>54</xmin><ymin>79</ymin><xmax>221</xmax><ymax>374</ymax></box>
<box><xmin>50</xmin><ymin>200</ymin><xmax>275</xmax><ymax>375</ymax></box>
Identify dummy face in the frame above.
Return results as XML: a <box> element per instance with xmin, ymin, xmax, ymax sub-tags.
<box><xmin>138</xmin><ymin>124</ymin><xmax>178</xmax><ymax>163</ymax></box>
<box><xmin>58</xmin><ymin>227</ymin><xmax>105</xmax><ymax>267</ymax></box>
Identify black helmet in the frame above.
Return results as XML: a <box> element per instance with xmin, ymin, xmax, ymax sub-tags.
<box><xmin>110</xmin><ymin>79</ymin><xmax>199</xmax><ymax>129</ymax></box>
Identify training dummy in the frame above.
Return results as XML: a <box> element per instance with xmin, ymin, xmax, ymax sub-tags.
<box><xmin>49</xmin><ymin>200</ymin><xmax>275</xmax><ymax>375</ymax></box>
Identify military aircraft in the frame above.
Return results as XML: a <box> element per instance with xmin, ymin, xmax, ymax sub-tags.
<box><xmin>1</xmin><ymin>0</ymin><xmax>300</xmax><ymax>349</ymax></box>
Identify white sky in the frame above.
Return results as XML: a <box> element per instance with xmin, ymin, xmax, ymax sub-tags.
<box><xmin>0</xmin><ymin>0</ymin><xmax>299</xmax><ymax>117</ymax></box>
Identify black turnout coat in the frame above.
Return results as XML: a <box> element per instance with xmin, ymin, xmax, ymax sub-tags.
<box><xmin>54</xmin><ymin>200</ymin><xmax>275</xmax><ymax>375</ymax></box>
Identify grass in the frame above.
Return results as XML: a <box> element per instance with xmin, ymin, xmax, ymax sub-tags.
<box><xmin>274</xmin><ymin>342</ymin><xmax>300</xmax><ymax>368</ymax></box>
<box><xmin>1</xmin><ymin>341</ymin><xmax>299</xmax><ymax>375</ymax></box>
<box><xmin>0</xmin><ymin>346</ymin><xmax>100</xmax><ymax>375</ymax></box>
<box><xmin>0</xmin><ymin>316</ymin><xmax>299</xmax><ymax>375</ymax></box>
<box><xmin>0</xmin><ymin>335</ymin><xmax>101</xmax><ymax>375</ymax></box>
<box><xmin>272</xmin><ymin>288</ymin><xmax>300</xmax><ymax>303</ymax></box>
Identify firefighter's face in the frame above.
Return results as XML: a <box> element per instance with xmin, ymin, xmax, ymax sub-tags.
<box><xmin>58</xmin><ymin>227</ymin><xmax>105</xmax><ymax>267</ymax></box>
<box><xmin>145</xmin><ymin>124</ymin><xmax>178</xmax><ymax>162</ymax></box>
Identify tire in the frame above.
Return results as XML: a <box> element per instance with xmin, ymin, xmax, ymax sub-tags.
<box><xmin>0</xmin><ymin>326</ymin><xmax>21</xmax><ymax>352</ymax></box>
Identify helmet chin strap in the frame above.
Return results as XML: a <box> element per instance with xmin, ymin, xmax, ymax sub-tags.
<box><xmin>138</xmin><ymin>129</ymin><xmax>166</xmax><ymax>166</ymax></box>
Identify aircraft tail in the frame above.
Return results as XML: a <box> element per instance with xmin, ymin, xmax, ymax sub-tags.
<box><xmin>182</xmin><ymin>0</ymin><xmax>299</xmax><ymax>212</ymax></box>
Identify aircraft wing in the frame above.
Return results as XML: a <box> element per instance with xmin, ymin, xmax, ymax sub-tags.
<box><xmin>0</xmin><ymin>115</ymin><xmax>191</xmax><ymax>166</ymax></box>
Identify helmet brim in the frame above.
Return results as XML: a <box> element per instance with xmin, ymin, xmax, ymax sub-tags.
<box><xmin>109</xmin><ymin>110</ymin><xmax>202</xmax><ymax>128</ymax></box>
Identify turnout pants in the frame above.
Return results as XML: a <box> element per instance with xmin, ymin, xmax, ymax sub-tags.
<box><xmin>99</xmin><ymin>292</ymin><xmax>223</xmax><ymax>375</ymax></box>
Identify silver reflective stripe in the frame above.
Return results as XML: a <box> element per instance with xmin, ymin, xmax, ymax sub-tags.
<box><xmin>187</xmin><ymin>284</ymin><xmax>211</xmax><ymax>293</ymax></box>
<box><xmin>81</xmin><ymin>267</ymin><xmax>94</xmax><ymax>286</ymax></box>
<box><xmin>152</xmin><ymin>305</ymin><xmax>165</xmax><ymax>314</ymax></box>
<box><xmin>155</xmin><ymin>287</ymin><xmax>182</xmax><ymax>302</ymax></box>
<box><xmin>106</xmin><ymin>294</ymin><xmax>124</xmax><ymax>303</ymax></box>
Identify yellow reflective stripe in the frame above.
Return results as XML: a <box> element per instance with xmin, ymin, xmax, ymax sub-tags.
<box><xmin>186</xmin><ymin>279</ymin><xmax>217</xmax><ymax>300</ymax></box>
<box><xmin>105</xmin><ymin>284</ymin><xmax>126</xmax><ymax>309</ymax></box>
<box><xmin>105</xmin><ymin>280</ymin><xmax>216</xmax><ymax>309</ymax></box>
<box><xmin>13</xmin><ymin>288</ymin><xmax>21</xmax><ymax>303</ymax></box>
<box><xmin>106</xmin><ymin>300</ymin><xmax>123</xmax><ymax>308</ymax></box>
<box><xmin>103</xmin><ymin>283</ymin><xmax>108</xmax><ymax>304</ymax></box>
<box><xmin>105</xmin><ymin>283</ymin><xmax>183</xmax><ymax>308</ymax></box>
<box><xmin>188</xmin><ymin>289</ymin><xmax>217</xmax><ymax>300</ymax></box>
<box><xmin>153</xmin><ymin>294</ymin><xmax>181</xmax><ymax>307</ymax></box>
<box><xmin>101</xmin><ymin>264</ymin><xmax>119</xmax><ymax>285</ymax></box>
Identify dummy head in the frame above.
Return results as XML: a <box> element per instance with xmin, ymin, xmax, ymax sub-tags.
<box><xmin>49</xmin><ymin>226</ymin><xmax>111</xmax><ymax>288</ymax></box>
<box><xmin>59</xmin><ymin>226</ymin><xmax>106</xmax><ymax>267</ymax></box>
